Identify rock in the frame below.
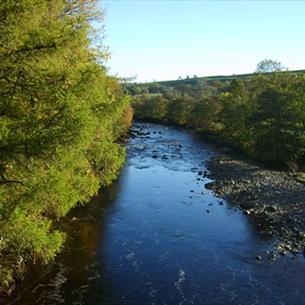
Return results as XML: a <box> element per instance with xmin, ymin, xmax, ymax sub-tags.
<box><xmin>240</xmin><ymin>200</ymin><xmax>257</xmax><ymax>210</ymax></box>
<box><xmin>255</xmin><ymin>255</ymin><xmax>262</xmax><ymax>260</ymax></box>
<box><xmin>204</xmin><ymin>182</ymin><xmax>214</xmax><ymax>190</ymax></box>
<box><xmin>207</xmin><ymin>151</ymin><xmax>305</xmax><ymax>256</ymax></box>
<box><xmin>265</xmin><ymin>205</ymin><xmax>277</xmax><ymax>212</ymax></box>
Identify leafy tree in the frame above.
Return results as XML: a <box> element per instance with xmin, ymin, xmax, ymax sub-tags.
<box><xmin>256</xmin><ymin>59</ymin><xmax>286</xmax><ymax>73</ymax></box>
<box><xmin>250</xmin><ymin>74</ymin><xmax>305</xmax><ymax>164</ymax></box>
<box><xmin>132</xmin><ymin>95</ymin><xmax>167</xmax><ymax>121</ymax></box>
<box><xmin>167</xmin><ymin>96</ymin><xmax>194</xmax><ymax>125</ymax></box>
<box><xmin>219</xmin><ymin>79</ymin><xmax>254</xmax><ymax>150</ymax></box>
<box><xmin>189</xmin><ymin>95</ymin><xmax>222</xmax><ymax>133</ymax></box>
<box><xmin>0</xmin><ymin>0</ymin><xmax>130</xmax><ymax>288</ymax></box>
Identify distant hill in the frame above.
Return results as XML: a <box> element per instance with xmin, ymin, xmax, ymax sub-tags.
<box><xmin>144</xmin><ymin>69</ymin><xmax>305</xmax><ymax>86</ymax></box>
<box><xmin>125</xmin><ymin>69</ymin><xmax>305</xmax><ymax>95</ymax></box>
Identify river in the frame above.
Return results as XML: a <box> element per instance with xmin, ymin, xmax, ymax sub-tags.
<box><xmin>6</xmin><ymin>122</ymin><xmax>305</xmax><ymax>305</ymax></box>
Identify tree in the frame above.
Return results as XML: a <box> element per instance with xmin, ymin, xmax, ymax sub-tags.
<box><xmin>250</xmin><ymin>73</ymin><xmax>305</xmax><ymax>165</ymax></box>
<box><xmin>189</xmin><ymin>95</ymin><xmax>222</xmax><ymax>133</ymax></box>
<box><xmin>256</xmin><ymin>59</ymin><xmax>286</xmax><ymax>73</ymax></box>
<box><xmin>0</xmin><ymin>0</ymin><xmax>130</xmax><ymax>288</ymax></box>
<box><xmin>219</xmin><ymin>79</ymin><xmax>254</xmax><ymax>150</ymax></box>
<box><xmin>132</xmin><ymin>95</ymin><xmax>167</xmax><ymax>121</ymax></box>
<box><xmin>167</xmin><ymin>96</ymin><xmax>194</xmax><ymax>125</ymax></box>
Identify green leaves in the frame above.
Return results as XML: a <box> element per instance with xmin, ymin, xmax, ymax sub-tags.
<box><xmin>4</xmin><ymin>208</ymin><xmax>64</xmax><ymax>262</ymax></box>
<box><xmin>0</xmin><ymin>0</ymin><xmax>131</xmax><ymax>287</ymax></box>
<box><xmin>132</xmin><ymin>68</ymin><xmax>305</xmax><ymax>168</ymax></box>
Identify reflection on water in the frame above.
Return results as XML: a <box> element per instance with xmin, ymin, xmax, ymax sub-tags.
<box><xmin>5</xmin><ymin>122</ymin><xmax>305</xmax><ymax>305</ymax></box>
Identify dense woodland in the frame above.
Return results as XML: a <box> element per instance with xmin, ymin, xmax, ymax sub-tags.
<box><xmin>130</xmin><ymin>63</ymin><xmax>305</xmax><ymax>169</ymax></box>
<box><xmin>0</xmin><ymin>0</ymin><xmax>132</xmax><ymax>288</ymax></box>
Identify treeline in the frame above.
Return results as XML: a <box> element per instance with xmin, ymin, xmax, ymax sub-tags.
<box><xmin>131</xmin><ymin>64</ymin><xmax>305</xmax><ymax>168</ymax></box>
<box><xmin>0</xmin><ymin>0</ymin><xmax>131</xmax><ymax>289</ymax></box>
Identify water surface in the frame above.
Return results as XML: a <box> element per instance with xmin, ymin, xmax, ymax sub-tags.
<box><xmin>7</xmin><ymin>122</ymin><xmax>305</xmax><ymax>305</ymax></box>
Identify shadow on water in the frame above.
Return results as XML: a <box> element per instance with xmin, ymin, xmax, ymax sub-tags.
<box><xmin>6</xmin><ymin>177</ymin><xmax>125</xmax><ymax>305</ymax></box>
<box><xmin>5</xmin><ymin>122</ymin><xmax>305</xmax><ymax>305</ymax></box>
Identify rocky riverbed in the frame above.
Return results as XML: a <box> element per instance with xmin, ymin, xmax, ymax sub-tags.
<box><xmin>206</xmin><ymin>153</ymin><xmax>305</xmax><ymax>258</ymax></box>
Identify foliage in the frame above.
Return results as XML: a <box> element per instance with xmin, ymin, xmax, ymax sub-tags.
<box><xmin>131</xmin><ymin>61</ymin><xmax>305</xmax><ymax>168</ymax></box>
<box><xmin>256</xmin><ymin>59</ymin><xmax>286</xmax><ymax>73</ymax></box>
<box><xmin>189</xmin><ymin>94</ymin><xmax>222</xmax><ymax>133</ymax></box>
<box><xmin>218</xmin><ymin>79</ymin><xmax>254</xmax><ymax>151</ymax></box>
<box><xmin>166</xmin><ymin>96</ymin><xmax>194</xmax><ymax>125</ymax></box>
<box><xmin>250</xmin><ymin>73</ymin><xmax>305</xmax><ymax>164</ymax></box>
<box><xmin>132</xmin><ymin>95</ymin><xmax>168</xmax><ymax>121</ymax></box>
<box><xmin>0</xmin><ymin>0</ymin><xmax>131</xmax><ymax>287</ymax></box>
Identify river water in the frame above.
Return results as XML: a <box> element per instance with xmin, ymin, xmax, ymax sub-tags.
<box><xmin>6</xmin><ymin>122</ymin><xmax>305</xmax><ymax>305</ymax></box>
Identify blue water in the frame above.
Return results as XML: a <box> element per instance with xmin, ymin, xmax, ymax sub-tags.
<box><xmin>7</xmin><ymin>122</ymin><xmax>305</xmax><ymax>305</ymax></box>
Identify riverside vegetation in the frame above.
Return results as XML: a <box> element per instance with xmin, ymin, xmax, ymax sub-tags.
<box><xmin>0</xmin><ymin>0</ymin><xmax>132</xmax><ymax>292</ymax></box>
<box><xmin>130</xmin><ymin>61</ymin><xmax>305</xmax><ymax>168</ymax></box>
<box><xmin>129</xmin><ymin>62</ymin><xmax>305</xmax><ymax>256</ymax></box>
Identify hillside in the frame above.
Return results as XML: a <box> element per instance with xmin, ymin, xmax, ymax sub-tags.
<box><xmin>125</xmin><ymin>69</ymin><xmax>305</xmax><ymax>95</ymax></box>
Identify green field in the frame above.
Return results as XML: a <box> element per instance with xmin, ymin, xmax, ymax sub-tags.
<box><xmin>140</xmin><ymin>69</ymin><xmax>305</xmax><ymax>87</ymax></box>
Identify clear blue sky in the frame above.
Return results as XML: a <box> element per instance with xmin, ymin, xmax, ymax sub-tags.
<box><xmin>101</xmin><ymin>0</ymin><xmax>305</xmax><ymax>82</ymax></box>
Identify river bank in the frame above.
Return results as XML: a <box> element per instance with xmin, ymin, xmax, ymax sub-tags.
<box><xmin>206</xmin><ymin>153</ymin><xmax>305</xmax><ymax>257</ymax></box>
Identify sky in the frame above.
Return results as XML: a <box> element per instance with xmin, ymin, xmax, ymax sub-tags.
<box><xmin>100</xmin><ymin>0</ymin><xmax>305</xmax><ymax>82</ymax></box>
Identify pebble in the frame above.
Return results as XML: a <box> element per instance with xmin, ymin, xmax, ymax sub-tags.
<box><xmin>207</xmin><ymin>154</ymin><xmax>305</xmax><ymax>255</ymax></box>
